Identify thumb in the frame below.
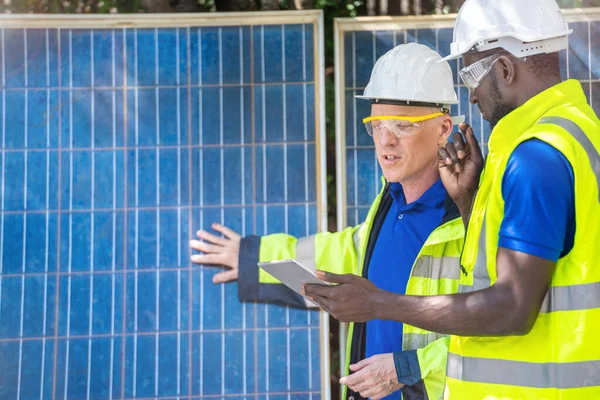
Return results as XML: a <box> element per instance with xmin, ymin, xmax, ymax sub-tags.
<box><xmin>213</xmin><ymin>270</ymin><xmax>238</xmax><ymax>284</ymax></box>
<box><xmin>349</xmin><ymin>358</ymin><xmax>371</xmax><ymax>372</ymax></box>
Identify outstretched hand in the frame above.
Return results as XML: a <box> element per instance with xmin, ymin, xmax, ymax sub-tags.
<box><xmin>190</xmin><ymin>223</ymin><xmax>241</xmax><ymax>283</ymax></box>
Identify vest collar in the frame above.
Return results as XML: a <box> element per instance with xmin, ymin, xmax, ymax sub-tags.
<box><xmin>488</xmin><ymin>79</ymin><xmax>587</xmax><ymax>155</ymax></box>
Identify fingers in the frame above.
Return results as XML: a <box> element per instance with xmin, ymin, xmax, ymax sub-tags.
<box><xmin>438</xmin><ymin>147</ymin><xmax>453</xmax><ymax>168</ymax></box>
<box><xmin>451</xmin><ymin>131</ymin><xmax>467</xmax><ymax>159</ymax></box>
<box><xmin>213</xmin><ymin>269</ymin><xmax>238</xmax><ymax>283</ymax></box>
<box><xmin>444</xmin><ymin>142</ymin><xmax>461</xmax><ymax>173</ymax></box>
<box><xmin>211</xmin><ymin>223</ymin><xmax>240</xmax><ymax>240</ymax></box>
<box><xmin>190</xmin><ymin>252</ymin><xmax>226</xmax><ymax>265</ymax></box>
<box><xmin>354</xmin><ymin>381</ymin><xmax>377</xmax><ymax>397</ymax></box>
<box><xmin>315</xmin><ymin>270</ymin><xmax>354</xmax><ymax>284</ymax></box>
<box><xmin>190</xmin><ymin>240</ymin><xmax>222</xmax><ymax>254</ymax></box>
<box><xmin>342</xmin><ymin>375</ymin><xmax>370</xmax><ymax>393</ymax></box>
<box><xmin>302</xmin><ymin>283</ymin><xmax>332</xmax><ymax>299</ymax></box>
<box><xmin>462</xmin><ymin>123</ymin><xmax>484</xmax><ymax>164</ymax></box>
<box><xmin>196</xmin><ymin>229</ymin><xmax>227</xmax><ymax>246</ymax></box>
<box><xmin>340</xmin><ymin>368</ymin><xmax>368</xmax><ymax>387</ymax></box>
<box><xmin>308</xmin><ymin>295</ymin><xmax>332</xmax><ymax>314</ymax></box>
<box><xmin>349</xmin><ymin>358</ymin><xmax>371</xmax><ymax>372</ymax></box>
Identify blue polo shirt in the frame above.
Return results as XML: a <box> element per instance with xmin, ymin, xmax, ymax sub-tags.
<box><xmin>500</xmin><ymin>139</ymin><xmax>575</xmax><ymax>260</ymax></box>
<box><xmin>365</xmin><ymin>179</ymin><xmax>447</xmax><ymax>399</ymax></box>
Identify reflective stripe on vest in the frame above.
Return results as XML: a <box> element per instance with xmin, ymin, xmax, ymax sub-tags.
<box><xmin>447</xmin><ymin>353</ymin><xmax>600</xmax><ymax>389</ymax></box>
<box><xmin>411</xmin><ymin>255</ymin><xmax>462</xmax><ymax>280</ymax></box>
<box><xmin>403</xmin><ymin>332</ymin><xmax>446</xmax><ymax>351</ymax></box>
<box><xmin>296</xmin><ymin>235</ymin><xmax>317</xmax><ymax>272</ymax></box>
<box><xmin>539</xmin><ymin>281</ymin><xmax>600</xmax><ymax>313</ymax></box>
<box><xmin>539</xmin><ymin>116</ymin><xmax>600</xmax><ymax>202</ymax></box>
<box><xmin>403</xmin><ymin>254</ymin><xmax>460</xmax><ymax>350</ymax></box>
<box><xmin>353</xmin><ymin>224</ymin><xmax>363</xmax><ymax>267</ymax></box>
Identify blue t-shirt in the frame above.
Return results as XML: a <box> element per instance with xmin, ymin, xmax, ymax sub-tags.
<box><xmin>500</xmin><ymin>139</ymin><xmax>575</xmax><ymax>260</ymax></box>
<box><xmin>366</xmin><ymin>179</ymin><xmax>447</xmax><ymax>400</ymax></box>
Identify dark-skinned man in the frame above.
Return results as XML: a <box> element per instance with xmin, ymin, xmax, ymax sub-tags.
<box><xmin>304</xmin><ymin>0</ymin><xmax>600</xmax><ymax>399</ymax></box>
<box><xmin>190</xmin><ymin>43</ymin><xmax>469</xmax><ymax>400</ymax></box>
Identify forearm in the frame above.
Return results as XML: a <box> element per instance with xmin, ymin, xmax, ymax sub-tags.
<box><xmin>374</xmin><ymin>283</ymin><xmax>535</xmax><ymax>336</ymax></box>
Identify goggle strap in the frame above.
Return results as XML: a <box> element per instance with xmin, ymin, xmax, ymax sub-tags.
<box><xmin>363</xmin><ymin>112</ymin><xmax>443</xmax><ymax>124</ymax></box>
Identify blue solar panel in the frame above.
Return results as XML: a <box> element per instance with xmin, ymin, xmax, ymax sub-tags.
<box><xmin>0</xmin><ymin>12</ymin><xmax>327</xmax><ymax>400</ymax></box>
<box><xmin>336</xmin><ymin>11</ymin><xmax>600</xmax><ymax>228</ymax></box>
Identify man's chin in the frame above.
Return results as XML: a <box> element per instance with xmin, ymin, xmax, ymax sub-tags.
<box><xmin>381</xmin><ymin>171</ymin><xmax>404</xmax><ymax>184</ymax></box>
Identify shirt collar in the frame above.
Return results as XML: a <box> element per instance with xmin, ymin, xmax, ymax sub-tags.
<box><xmin>389</xmin><ymin>178</ymin><xmax>447</xmax><ymax>209</ymax></box>
<box><xmin>489</xmin><ymin>79</ymin><xmax>587</xmax><ymax>155</ymax></box>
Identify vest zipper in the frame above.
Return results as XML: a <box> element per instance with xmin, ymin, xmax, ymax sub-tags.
<box><xmin>459</xmin><ymin>156</ymin><xmax>489</xmax><ymax>277</ymax></box>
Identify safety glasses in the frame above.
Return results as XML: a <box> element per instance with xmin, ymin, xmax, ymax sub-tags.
<box><xmin>459</xmin><ymin>53</ymin><xmax>501</xmax><ymax>92</ymax></box>
<box><xmin>362</xmin><ymin>112</ymin><xmax>444</xmax><ymax>138</ymax></box>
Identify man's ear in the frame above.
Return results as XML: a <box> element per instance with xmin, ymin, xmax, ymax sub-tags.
<box><xmin>497</xmin><ymin>55</ymin><xmax>516</xmax><ymax>86</ymax></box>
<box><xmin>439</xmin><ymin>117</ymin><xmax>453</xmax><ymax>145</ymax></box>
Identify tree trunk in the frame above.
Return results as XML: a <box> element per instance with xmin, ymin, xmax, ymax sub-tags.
<box><xmin>400</xmin><ymin>0</ymin><xmax>409</xmax><ymax>15</ymax></box>
<box><xmin>435</xmin><ymin>0</ymin><xmax>444</xmax><ymax>13</ymax></box>
<box><xmin>366</xmin><ymin>0</ymin><xmax>376</xmax><ymax>15</ymax></box>
<box><xmin>379</xmin><ymin>0</ymin><xmax>389</xmax><ymax>15</ymax></box>
<box><xmin>288</xmin><ymin>0</ymin><xmax>313</xmax><ymax>9</ymax></box>
<box><xmin>412</xmin><ymin>0</ymin><xmax>421</xmax><ymax>15</ymax></box>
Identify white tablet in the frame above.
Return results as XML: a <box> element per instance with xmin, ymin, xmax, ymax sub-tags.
<box><xmin>257</xmin><ymin>259</ymin><xmax>333</xmax><ymax>298</ymax></box>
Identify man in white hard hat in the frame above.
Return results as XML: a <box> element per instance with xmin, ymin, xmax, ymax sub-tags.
<box><xmin>190</xmin><ymin>42</ymin><xmax>470</xmax><ymax>400</ymax></box>
<box><xmin>304</xmin><ymin>0</ymin><xmax>600</xmax><ymax>399</ymax></box>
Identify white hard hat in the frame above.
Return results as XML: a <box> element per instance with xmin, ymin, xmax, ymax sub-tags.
<box><xmin>357</xmin><ymin>43</ymin><xmax>459</xmax><ymax>107</ymax></box>
<box><xmin>441</xmin><ymin>0</ymin><xmax>572</xmax><ymax>61</ymax></box>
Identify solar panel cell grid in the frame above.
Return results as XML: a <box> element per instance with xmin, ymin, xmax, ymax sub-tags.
<box><xmin>0</xmin><ymin>12</ymin><xmax>326</xmax><ymax>400</ymax></box>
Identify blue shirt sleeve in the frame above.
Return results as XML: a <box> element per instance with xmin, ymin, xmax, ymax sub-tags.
<box><xmin>499</xmin><ymin>139</ymin><xmax>575</xmax><ymax>261</ymax></box>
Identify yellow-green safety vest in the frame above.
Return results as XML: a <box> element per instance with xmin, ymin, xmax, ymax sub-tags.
<box><xmin>444</xmin><ymin>79</ymin><xmax>600</xmax><ymax>400</ymax></box>
<box><xmin>259</xmin><ymin>177</ymin><xmax>465</xmax><ymax>400</ymax></box>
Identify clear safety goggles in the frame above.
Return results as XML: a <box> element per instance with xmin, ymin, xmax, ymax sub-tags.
<box><xmin>459</xmin><ymin>53</ymin><xmax>501</xmax><ymax>92</ymax></box>
<box><xmin>363</xmin><ymin>112</ymin><xmax>443</xmax><ymax>138</ymax></box>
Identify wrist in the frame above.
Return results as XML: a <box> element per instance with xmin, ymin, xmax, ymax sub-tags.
<box><xmin>455</xmin><ymin>191</ymin><xmax>475</xmax><ymax>215</ymax></box>
<box><xmin>373</xmin><ymin>290</ymin><xmax>399</xmax><ymax>320</ymax></box>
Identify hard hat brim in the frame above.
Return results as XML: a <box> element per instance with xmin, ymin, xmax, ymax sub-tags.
<box><xmin>355</xmin><ymin>95</ymin><xmax>459</xmax><ymax>106</ymax></box>
<box><xmin>439</xmin><ymin>30</ymin><xmax>572</xmax><ymax>63</ymax></box>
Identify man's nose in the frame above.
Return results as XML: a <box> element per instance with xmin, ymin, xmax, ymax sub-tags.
<box><xmin>378</xmin><ymin>127</ymin><xmax>399</xmax><ymax>146</ymax></box>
